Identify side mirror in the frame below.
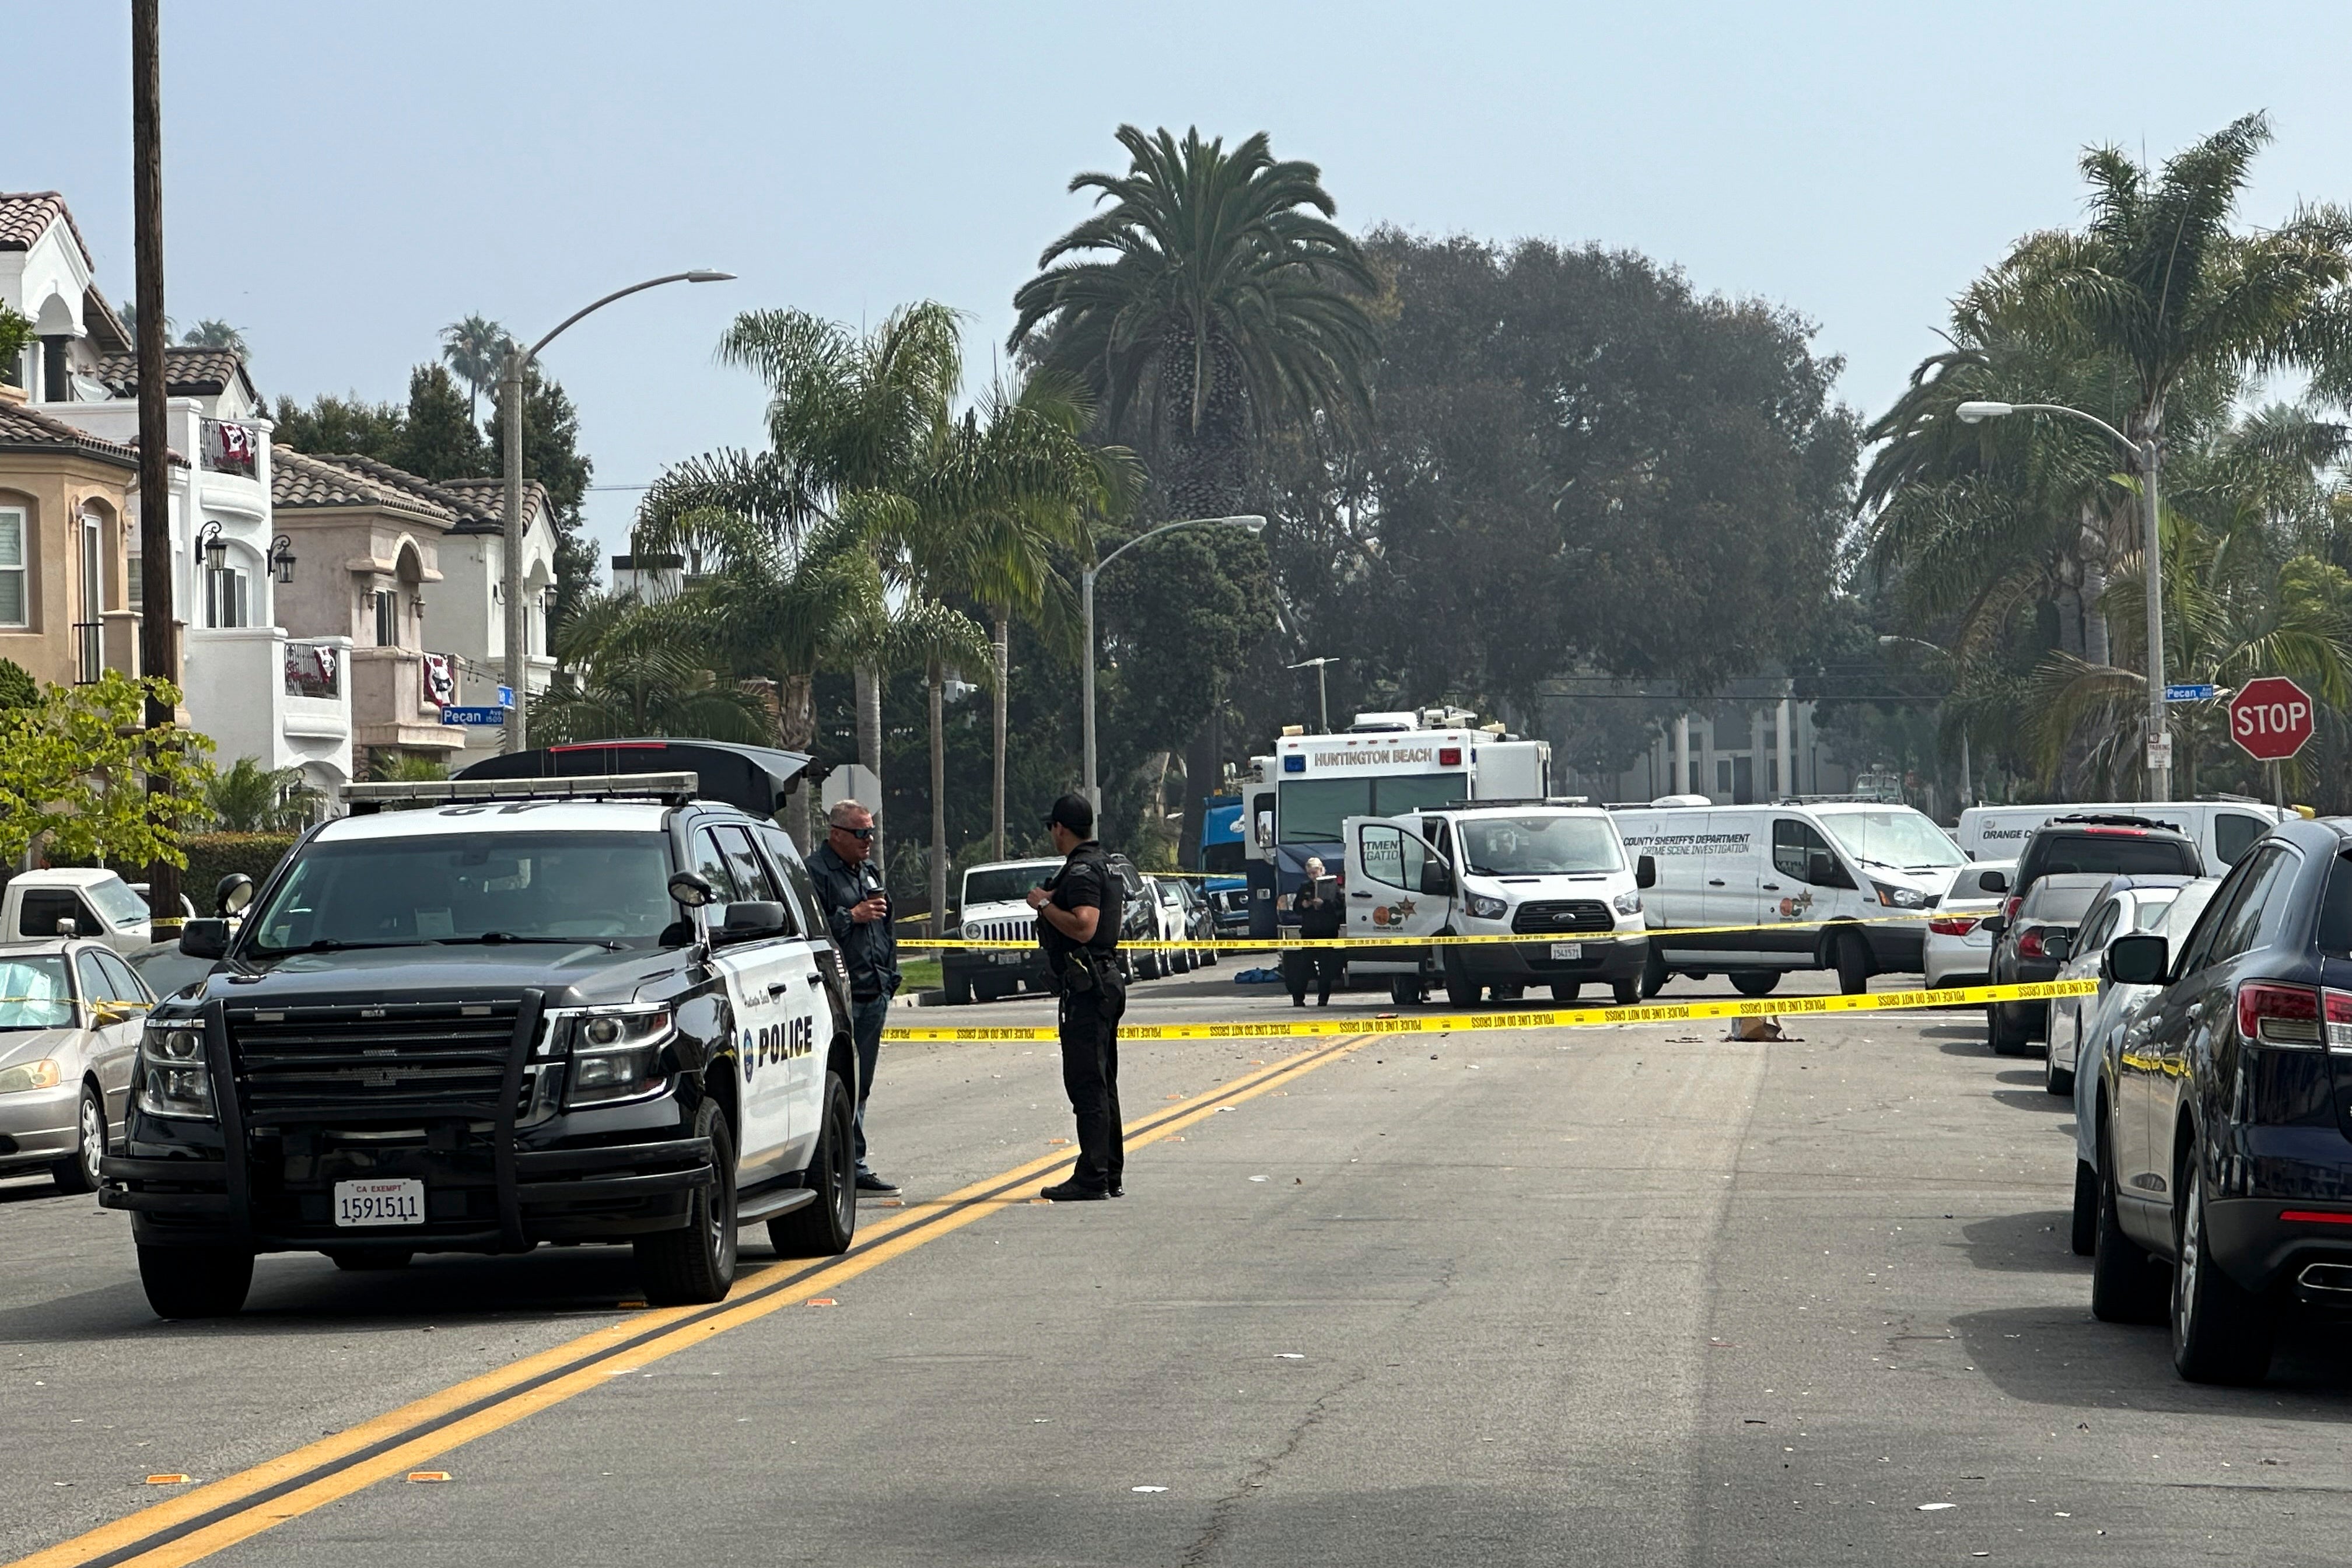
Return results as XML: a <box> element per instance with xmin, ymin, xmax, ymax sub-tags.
<box><xmin>1636</xmin><ymin>855</ymin><xmax>1657</xmax><ymax>890</ymax></box>
<box><xmin>2044</xmin><ymin>931</ymin><xmax>2073</xmax><ymax>963</ymax></box>
<box><xmin>215</xmin><ymin>873</ymin><xmax>254</xmax><ymax>917</ymax></box>
<box><xmin>1980</xmin><ymin>915</ymin><xmax>2008</xmax><ymax>938</ymax></box>
<box><xmin>715</xmin><ymin>901</ymin><xmax>788</xmax><ymax>944</ymax></box>
<box><xmin>180</xmin><ymin>919</ymin><xmax>230</xmax><ymax>960</ymax></box>
<box><xmin>1980</xmin><ymin>870</ymin><xmax>2009</xmax><ymax>894</ymax></box>
<box><xmin>1421</xmin><ymin>859</ymin><xmax>1455</xmax><ymax>897</ymax></box>
<box><xmin>2105</xmin><ymin>932</ymin><xmax>2169</xmax><ymax>986</ymax></box>
<box><xmin>54</xmin><ymin>917</ymin><xmax>78</xmax><ymax>938</ymax></box>
<box><xmin>668</xmin><ymin>872</ymin><xmax>718</xmax><ymax>908</ymax></box>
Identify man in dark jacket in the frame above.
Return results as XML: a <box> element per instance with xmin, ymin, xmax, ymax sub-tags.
<box><xmin>1286</xmin><ymin>855</ymin><xmax>1345</xmax><ymax>1006</ymax></box>
<box><xmin>806</xmin><ymin>799</ymin><xmax>900</xmax><ymax>1194</ymax></box>
<box><xmin>1026</xmin><ymin>792</ymin><xmax>1126</xmax><ymax>1200</ymax></box>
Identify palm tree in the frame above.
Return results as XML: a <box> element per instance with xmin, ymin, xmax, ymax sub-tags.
<box><xmin>1009</xmin><ymin>125</ymin><xmax>1378</xmax><ymax>516</ymax></box>
<box><xmin>205</xmin><ymin>755</ymin><xmax>305</xmax><ymax>831</ymax></box>
<box><xmin>533</xmin><ymin>590</ymin><xmax>772</xmax><ymax>744</ymax></box>
<box><xmin>181</xmin><ymin>318</ymin><xmax>247</xmax><ymax>355</ymax></box>
<box><xmin>369</xmin><ymin>752</ymin><xmax>452</xmax><ymax>783</ymax></box>
<box><xmin>440</xmin><ymin>314</ymin><xmax>513</xmax><ymax>430</ymax></box>
<box><xmin>116</xmin><ymin>303</ymin><xmax>172</xmax><ymax>341</ymax></box>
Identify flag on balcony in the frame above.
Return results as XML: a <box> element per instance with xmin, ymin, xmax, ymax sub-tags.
<box><xmin>424</xmin><ymin>652</ymin><xmax>456</xmax><ymax>709</ymax></box>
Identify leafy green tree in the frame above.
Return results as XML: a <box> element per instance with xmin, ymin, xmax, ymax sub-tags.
<box><xmin>0</xmin><ymin>304</ymin><xmax>36</xmax><ymax>384</ymax></box>
<box><xmin>272</xmin><ymin>390</ymin><xmax>404</xmax><ymax>456</ymax></box>
<box><xmin>488</xmin><ymin>365</ymin><xmax>599</xmax><ymax>629</ymax></box>
<box><xmin>0</xmin><ymin>658</ymin><xmax>37</xmax><ymax>710</ymax></box>
<box><xmin>181</xmin><ymin>319</ymin><xmax>247</xmax><ymax>355</ymax></box>
<box><xmin>397</xmin><ymin>365</ymin><xmax>488</xmax><ymax>480</ymax></box>
<box><xmin>1010</xmin><ymin>125</ymin><xmax>1377</xmax><ymax>517</ymax></box>
<box><xmin>0</xmin><ymin>672</ymin><xmax>214</xmax><ymax>873</ymax></box>
<box><xmin>205</xmin><ymin>756</ymin><xmax>309</xmax><ymax>832</ymax></box>
<box><xmin>439</xmin><ymin>314</ymin><xmax>512</xmax><ymax>429</ymax></box>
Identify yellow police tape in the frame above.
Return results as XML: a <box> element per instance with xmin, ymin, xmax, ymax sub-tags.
<box><xmin>881</xmin><ymin>977</ymin><xmax>2096</xmax><ymax>1043</ymax></box>
<box><xmin>906</xmin><ymin>910</ymin><xmax>1947</xmax><ymax>950</ymax></box>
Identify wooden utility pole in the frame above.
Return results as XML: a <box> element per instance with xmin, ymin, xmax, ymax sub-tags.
<box><xmin>132</xmin><ymin>0</ymin><xmax>181</xmax><ymax>925</ymax></box>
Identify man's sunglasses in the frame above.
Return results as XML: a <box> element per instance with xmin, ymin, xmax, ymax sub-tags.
<box><xmin>831</xmin><ymin>825</ymin><xmax>875</xmax><ymax>841</ymax></box>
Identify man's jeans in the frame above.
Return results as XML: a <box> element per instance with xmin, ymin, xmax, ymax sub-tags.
<box><xmin>850</xmin><ymin>993</ymin><xmax>890</xmax><ymax>1172</ymax></box>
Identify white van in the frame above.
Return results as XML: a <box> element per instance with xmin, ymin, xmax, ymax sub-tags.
<box><xmin>1956</xmin><ymin>799</ymin><xmax>2286</xmax><ymax>869</ymax></box>
<box><xmin>1339</xmin><ymin>804</ymin><xmax>1653</xmax><ymax>1008</ymax></box>
<box><xmin>1608</xmin><ymin>799</ymin><xmax>1966</xmax><ymax>996</ymax></box>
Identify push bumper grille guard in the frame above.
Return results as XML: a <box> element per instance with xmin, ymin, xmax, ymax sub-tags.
<box><xmin>102</xmin><ymin>990</ymin><xmax>715</xmax><ymax>1251</ymax></box>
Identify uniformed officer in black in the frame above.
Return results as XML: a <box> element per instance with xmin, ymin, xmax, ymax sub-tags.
<box><xmin>1026</xmin><ymin>792</ymin><xmax>1126</xmax><ymax>1200</ymax></box>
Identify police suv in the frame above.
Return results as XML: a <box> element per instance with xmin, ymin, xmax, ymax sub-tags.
<box><xmin>102</xmin><ymin>770</ymin><xmax>860</xmax><ymax>1319</ymax></box>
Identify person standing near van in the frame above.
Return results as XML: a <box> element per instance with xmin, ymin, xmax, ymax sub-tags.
<box><xmin>807</xmin><ymin>799</ymin><xmax>900</xmax><ymax>1195</ymax></box>
<box><xmin>1026</xmin><ymin>793</ymin><xmax>1126</xmax><ymax>1200</ymax></box>
<box><xmin>1287</xmin><ymin>856</ymin><xmax>1345</xmax><ymax>1006</ymax></box>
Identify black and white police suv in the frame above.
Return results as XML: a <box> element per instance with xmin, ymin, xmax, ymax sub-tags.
<box><xmin>101</xmin><ymin>771</ymin><xmax>860</xmax><ymax>1319</ymax></box>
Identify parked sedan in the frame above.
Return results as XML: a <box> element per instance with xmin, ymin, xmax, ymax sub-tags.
<box><xmin>2092</xmin><ymin>815</ymin><xmax>2352</xmax><ymax>1382</ymax></box>
<box><xmin>1144</xmin><ymin>877</ymin><xmax>1194</xmax><ymax>977</ymax></box>
<box><xmin>2045</xmin><ymin>874</ymin><xmax>2194</xmax><ymax>1095</ymax></box>
<box><xmin>0</xmin><ymin>940</ymin><xmax>158</xmax><ymax>1193</ymax></box>
<box><xmin>1985</xmin><ymin>872</ymin><xmax>2111</xmax><ymax>1054</ymax></box>
<box><xmin>1173</xmin><ymin>878</ymin><xmax>1220</xmax><ymax>966</ymax></box>
<box><xmin>1926</xmin><ymin>859</ymin><xmax>2015</xmax><ymax>988</ymax></box>
<box><xmin>2068</xmin><ymin>876</ymin><xmax>2222</xmax><ymax>1255</ymax></box>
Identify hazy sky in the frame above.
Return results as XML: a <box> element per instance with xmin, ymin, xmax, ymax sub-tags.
<box><xmin>12</xmin><ymin>3</ymin><xmax>2347</xmax><ymax>558</ymax></box>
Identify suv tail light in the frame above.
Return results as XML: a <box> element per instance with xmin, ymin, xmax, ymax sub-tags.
<box><xmin>1928</xmin><ymin>915</ymin><xmax>1980</xmax><ymax>937</ymax></box>
<box><xmin>2016</xmin><ymin>926</ymin><xmax>2046</xmax><ymax>959</ymax></box>
<box><xmin>2327</xmin><ymin>990</ymin><xmax>2352</xmax><ymax>1052</ymax></box>
<box><xmin>2238</xmin><ymin>982</ymin><xmax>2322</xmax><ymax>1048</ymax></box>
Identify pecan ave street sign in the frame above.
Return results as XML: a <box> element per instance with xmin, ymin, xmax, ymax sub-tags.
<box><xmin>2228</xmin><ymin>676</ymin><xmax>2316</xmax><ymax>762</ymax></box>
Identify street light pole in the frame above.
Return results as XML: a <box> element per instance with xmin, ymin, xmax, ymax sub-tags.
<box><xmin>1287</xmin><ymin>656</ymin><xmax>1338</xmax><ymax>733</ymax></box>
<box><xmin>1956</xmin><ymin>401</ymin><xmax>2168</xmax><ymax>801</ymax></box>
<box><xmin>1081</xmin><ymin>514</ymin><xmax>1266</xmax><ymax>816</ymax></box>
<box><xmin>499</xmin><ymin>270</ymin><xmax>734</xmax><ymax>754</ymax></box>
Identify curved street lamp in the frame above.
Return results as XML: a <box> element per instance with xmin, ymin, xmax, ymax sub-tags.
<box><xmin>501</xmin><ymin>270</ymin><xmax>735</xmax><ymax>752</ymax></box>
<box><xmin>1955</xmin><ymin>399</ymin><xmax>2170</xmax><ymax>800</ymax></box>
<box><xmin>1081</xmin><ymin>514</ymin><xmax>1266</xmax><ymax>815</ymax></box>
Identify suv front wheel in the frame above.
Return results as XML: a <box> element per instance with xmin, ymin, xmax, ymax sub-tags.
<box><xmin>635</xmin><ymin>1097</ymin><xmax>738</xmax><ymax>1307</ymax></box>
<box><xmin>771</xmin><ymin>1069</ymin><xmax>858</xmax><ymax>1257</ymax></box>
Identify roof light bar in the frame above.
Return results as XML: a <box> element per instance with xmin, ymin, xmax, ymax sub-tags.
<box><xmin>340</xmin><ymin>772</ymin><xmax>701</xmax><ymax>811</ymax></box>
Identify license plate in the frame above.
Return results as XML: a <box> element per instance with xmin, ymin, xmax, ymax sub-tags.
<box><xmin>992</xmin><ymin>951</ymin><xmax>1026</xmax><ymax>965</ymax></box>
<box><xmin>334</xmin><ymin>1178</ymin><xmax>424</xmax><ymax>1227</ymax></box>
<box><xmin>1550</xmin><ymin>943</ymin><xmax>1583</xmax><ymax>961</ymax></box>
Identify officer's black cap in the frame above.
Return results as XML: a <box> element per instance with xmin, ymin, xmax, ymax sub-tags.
<box><xmin>1043</xmin><ymin>792</ymin><xmax>1094</xmax><ymax>836</ymax></box>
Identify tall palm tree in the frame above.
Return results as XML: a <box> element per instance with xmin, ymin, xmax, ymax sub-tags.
<box><xmin>533</xmin><ymin>590</ymin><xmax>772</xmax><ymax>745</ymax></box>
<box><xmin>181</xmin><ymin>319</ymin><xmax>247</xmax><ymax>355</ymax></box>
<box><xmin>1009</xmin><ymin>125</ymin><xmax>1378</xmax><ymax>516</ymax></box>
<box><xmin>440</xmin><ymin>314</ymin><xmax>513</xmax><ymax>430</ymax></box>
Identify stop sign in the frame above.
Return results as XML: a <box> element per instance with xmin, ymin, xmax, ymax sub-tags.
<box><xmin>2228</xmin><ymin>676</ymin><xmax>2316</xmax><ymax>762</ymax></box>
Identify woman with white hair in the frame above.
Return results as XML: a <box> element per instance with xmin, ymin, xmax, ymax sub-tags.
<box><xmin>1286</xmin><ymin>856</ymin><xmax>1346</xmax><ymax>1007</ymax></box>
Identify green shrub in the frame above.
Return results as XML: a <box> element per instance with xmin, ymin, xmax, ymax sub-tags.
<box><xmin>0</xmin><ymin>659</ymin><xmax>36</xmax><ymax>710</ymax></box>
<box><xmin>181</xmin><ymin>832</ymin><xmax>299</xmax><ymax>911</ymax></box>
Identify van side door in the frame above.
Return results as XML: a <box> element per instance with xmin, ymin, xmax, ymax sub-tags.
<box><xmin>1766</xmin><ymin>817</ymin><xmax>1850</xmax><ymax>961</ymax></box>
<box><xmin>1346</xmin><ymin>817</ymin><xmax>1451</xmax><ymax>946</ymax></box>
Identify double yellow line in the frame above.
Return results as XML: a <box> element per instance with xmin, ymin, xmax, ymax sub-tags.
<box><xmin>11</xmin><ymin>1034</ymin><xmax>1377</xmax><ymax>1568</ymax></box>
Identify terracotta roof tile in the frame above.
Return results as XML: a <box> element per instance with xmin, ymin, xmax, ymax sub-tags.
<box><xmin>270</xmin><ymin>446</ymin><xmax>457</xmax><ymax>524</ymax></box>
<box><xmin>437</xmin><ymin>475</ymin><xmax>552</xmax><ymax>534</ymax></box>
<box><xmin>0</xmin><ymin>192</ymin><xmax>93</xmax><ymax>268</ymax></box>
<box><xmin>0</xmin><ymin>402</ymin><xmax>143</xmax><ymax>470</ymax></box>
<box><xmin>92</xmin><ymin>345</ymin><xmax>252</xmax><ymax>400</ymax></box>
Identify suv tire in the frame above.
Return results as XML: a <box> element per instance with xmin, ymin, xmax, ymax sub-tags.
<box><xmin>2171</xmin><ymin>1152</ymin><xmax>2275</xmax><ymax>1384</ymax></box>
<box><xmin>53</xmin><ymin>1082</ymin><xmax>104</xmax><ymax>1194</ymax></box>
<box><xmin>2090</xmin><ymin>1115</ymin><xmax>2166</xmax><ymax>1324</ymax></box>
<box><xmin>1987</xmin><ymin>1003</ymin><xmax>2030</xmax><ymax>1056</ymax></box>
<box><xmin>1832</xmin><ymin>932</ymin><xmax>1871</xmax><ymax>995</ymax></box>
<box><xmin>1730</xmin><ymin>971</ymin><xmax>1780</xmax><ymax>999</ymax></box>
<box><xmin>944</xmin><ymin>974</ymin><xmax>973</xmax><ymax>1006</ymax></box>
<box><xmin>771</xmin><ymin>1070</ymin><xmax>858</xmax><ymax>1258</ymax></box>
<box><xmin>1640</xmin><ymin>947</ymin><xmax>1669</xmax><ymax>999</ymax></box>
<box><xmin>137</xmin><ymin>1243</ymin><xmax>253</xmax><ymax>1318</ymax></box>
<box><xmin>636</xmin><ymin>1098</ymin><xmax>738</xmax><ymax>1307</ymax></box>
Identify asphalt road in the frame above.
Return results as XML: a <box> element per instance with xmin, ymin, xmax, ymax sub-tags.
<box><xmin>8</xmin><ymin>964</ymin><xmax>2352</xmax><ymax>1567</ymax></box>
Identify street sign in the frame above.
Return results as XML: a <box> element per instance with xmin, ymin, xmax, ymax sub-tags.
<box><xmin>496</xmin><ymin>685</ymin><xmax>514</xmax><ymax>708</ymax></box>
<box><xmin>2164</xmin><ymin>682</ymin><xmax>2218</xmax><ymax>702</ymax></box>
<box><xmin>438</xmin><ymin>706</ymin><xmax>510</xmax><ymax>727</ymax></box>
<box><xmin>2228</xmin><ymin>676</ymin><xmax>2315</xmax><ymax>762</ymax></box>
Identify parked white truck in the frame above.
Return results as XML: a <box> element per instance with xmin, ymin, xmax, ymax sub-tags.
<box><xmin>1</xmin><ymin>869</ymin><xmax>156</xmax><ymax>955</ymax></box>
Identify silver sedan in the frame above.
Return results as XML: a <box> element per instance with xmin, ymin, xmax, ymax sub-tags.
<box><xmin>0</xmin><ymin>940</ymin><xmax>157</xmax><ymax>1193</ymax></box>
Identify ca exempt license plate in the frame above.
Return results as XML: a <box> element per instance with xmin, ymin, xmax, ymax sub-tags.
<box><xmin>1550</xmin><ymin>943</ymin><xmax>1584</xmax><ymax>961</ymax></box>
<box><xmin>992</xmin><ymin>951</ymin><xmax>1027</xmax><ymax>965</ymax></box>
<box><xmin>334</xmin><ymin>1178</ymin><xmax>424</xmax><ymax>1227</ymax></box>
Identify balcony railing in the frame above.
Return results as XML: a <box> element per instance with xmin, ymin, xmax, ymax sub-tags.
<box><xmin>72</xmin><ymin>621</ymin><xmax>102</xmax><ymax>685</ymax></box>
<box><xmin>201</xmin><ymin>418</ymin><xmax>259</xmax><ymax>476</ymax></box>
<box><xmin>285</xmin><ymin>640</ymin><xmax>341</xmax><ymax>699</ymax></box>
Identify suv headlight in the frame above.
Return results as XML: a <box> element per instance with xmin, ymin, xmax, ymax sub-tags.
<box><xmin>0</xmin><ymin>1058</ymin><xmax>61</xmax><ymax>1095</ymax></box>
<box><xmin>1873</xmin><ymin>881</ymin><xmax>1929</xmax><ymax>910</ymax></box>
<box><xmin>558</xmin><ymin>1007</ymin><xmax>676</xmax><ymax>1108</ymax></box>
<box><xmin>1466</xmin><ymin>894</ymin><xmax>1508</xmax><ymax>921</ymax></box>
<box><xmin>1612</xmin><ymin>891</ymin><xmax>1643</xmax><ymax>917</ymax></box>
<box><xmin>136</xmin><ymin>1023</ymin><xmax>215</xmax><ymax>1120</ymax></box>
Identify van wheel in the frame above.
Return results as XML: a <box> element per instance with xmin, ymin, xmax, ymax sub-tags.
<box><xmin>1389</xmin><ymin>977</ymin><xmax>1423</xmax><ymax>1006</ymax></box>
<box><xmin>2091</xmin><ymin>1114</ymin><xmax>2166</xmax><ymax>1324</ymax></box>
<box><xmin>52</xmin><ymin>1082</ymin><xmax>104</xmax><ymax>1194</ymax></box>
<box><xmin>2172</xmin><ymin>1153</ymin><xmax>2274</xmax><ymax>1383</ymax></box>
<box><xmin>944</xmin><ymin>974</ymin><xmax>973</xmax><ymax>1006</ymax></box>
<box><xmin>1490</xmin><ymin>984</ymin><xmax>1525</xmax><ymax>1003</ymax></box>
<box><xmin>1550</xmin><ymin>982</ymin><xmax>1581</xmax><ymax>1003</ymax></box>
<box><xmin>1442</xmin><ymin>970</ymin><xmax>1481</xmax><ymax>1007</ymax></box>
<box><xmin>137</xmin><ymin>1243</ymin><xmax>253</xmax><ymax>1319</ymax></box>
<box><xmin>1611</xmin><ymin>978</ymin><xmax>1640</xmax><ymax>1006</ymax></box>
<box><xmin>1730</xmin><ymin>971</ymin><xmax>1780</xmax><ymax>999</ymax></box>
<box><xmin>771</xmin><ymin>1070</ymin><xmax>857</xmax><ymax>1257</ymax></box>
<box><xmin>1640</xmin><ymin>947</ymin><xmax>1668</xmax><ymax>999</ymax></box>
<box><xmin>635</xmin><ymin>1098</ymin><xmax>738</xmax><ymax>1306</ymax></box>
<box><xmin>1832</xmin><ymin>932</ymin><xmax>1871</xmax><ymax>995</ymax></box>
<box><xmin>2070</xmin><ymin>1160</ymin><xmax>2098</xmax><ymax>1257</ymax></box>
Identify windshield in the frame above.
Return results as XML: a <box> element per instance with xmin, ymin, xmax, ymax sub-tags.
<box><xmin>244</xmin><ymin>831</ymin><xmax>680</xmax><ymax>954</ymax></box>
<box><xmin>1279</xmin><ymin>773</ymin><xmax>1469</xmax><ymax>844</ymax></box>
<box><xmin>1819</xmin><ymin>810</ymin><xmax>1966</xmax><ymax>871</ymax></box>
<box><xmin>0</xmin><ymin>956</ymin><xmax>72</xmax><ymax>1029</ymax></box>
<box><xmin>86</xmin><ymin>877</ymin><xmax>152</xmax><ymax>928</ymax></box>
<box><xmin>1457</xmin><ymin>815</ymin><xmax>1624</xmax><ymax>876</ymax></box>
<box><xmin>963</xmin><ymin>864</ymin><xmax>1058</xmax><ymax>906</ymax></box>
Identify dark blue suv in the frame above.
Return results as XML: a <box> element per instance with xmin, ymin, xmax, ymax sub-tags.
<box><xmin>2094</xmin><ymin>813</ymin><xmax>2351</xmax><ymax>1383</ymax></box>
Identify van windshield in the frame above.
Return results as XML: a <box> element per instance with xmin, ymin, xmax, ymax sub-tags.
<box><xmin>1279</xmin><ymin>774</ymin><xmax>1469</xmax><ymax>844</ymax></box>
<box><xmin>1457</xmin><ymin>816</ymin><xmax>1624</xmax><ymax>876</ymax></box>
<box><xmin>1820</xmin><ymin>811</ymin><xmax>1966</xmax><ymax>871</ymax></box>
